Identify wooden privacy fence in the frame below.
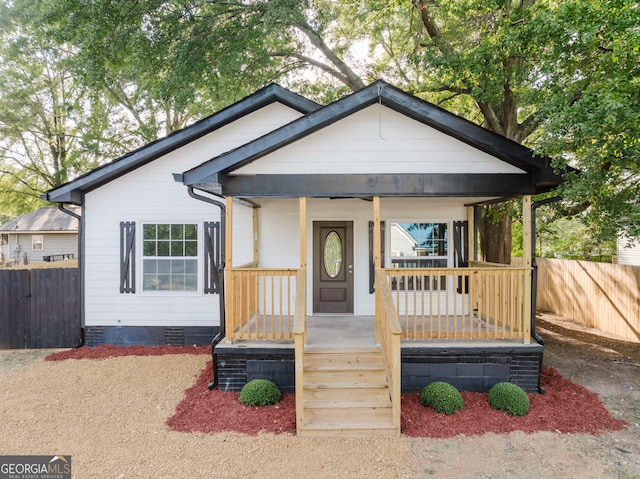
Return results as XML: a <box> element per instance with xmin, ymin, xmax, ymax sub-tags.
<box><xmin>0</xmin><ymin>268</ymin><xmax>81</xmax><ymax>349</ymax></box>
<box><xmin>536</xmin><ymin>258</ymin><xmax>640</xmax><ymax>343</ymax></box>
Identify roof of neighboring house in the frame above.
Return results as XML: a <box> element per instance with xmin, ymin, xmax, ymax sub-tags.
<box><xmin>180</xmin><ymin>80</ymin><xmax>565</xmax><ymax>196</ymax></box>
<box><xmin>0</xmin><ymin>207</ymin><xmax>80</xmax><ymax>233</ymax></box>
<box><xmin>42</xmin><ymin>84</ymin><xmax>320</xmax><ymax>204</ymax></box>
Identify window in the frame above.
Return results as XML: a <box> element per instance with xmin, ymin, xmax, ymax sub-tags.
<box><xmin>32</xmin><ymin>235</ymin><xmax>44</xmax><ymax>251</ymax></box>
<box><xmin>389</xmin><ymin>222</ymin><xmax>448</xmax><ymax>290</ymax></box>
<box><xmin>142</xmin><ymin>223</ymin><xmax>198</xmax><ymax>291</ymax></box>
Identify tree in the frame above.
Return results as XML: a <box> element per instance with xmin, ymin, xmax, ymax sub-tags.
<box><xmin>0</xmin><ymin>1</ymin><xmax>146</xmax><ymax>215</ymax></box>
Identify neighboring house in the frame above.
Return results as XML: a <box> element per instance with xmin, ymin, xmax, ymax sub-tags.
<box><xmin>0</xmin><ymin>207</ymin><xmax>79</xmax><ymax>265</ymax></box>
<box><xmin>44</xmin><ymin>81</ymin><xmax>564</xmax><ymax>436</ymax></box>
<box><xmin>617</xmin><ymin>235</ymin><xmax>640</xmax><ymax>266</ymax></box>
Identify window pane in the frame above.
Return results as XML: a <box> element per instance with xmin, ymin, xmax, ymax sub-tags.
<box><xmin>143</xmin><ymin>224</ymin><xmax>156</xmax><ymax>240</ymax></box>
<box><xmin>143</xmin><ymin>259</ymin><xmax>157</xmax><ymax>273</ymax></box>
<box><xmin>157</xmin><ymin>260</ymin><xmax>171</xmax><ymax>274</ymax></box>
<box><xmin>184</xmin><ymin>224</ymin><xmax>197</xmax><ymax>240</ymax></box>
<box><xmin>157</xmin><ymin>240</ymin><xmax>170</xmax><ymax>256</ymax></box>
<box><xmin>170</xmin><ymin>241</ymin><xmax>184</xmax><ymax>257</ymax></box>
<box><xmin>143</xmin><ymin>241</ymin><xmax>156</xmax><ymax>256</ymax></box>
<box><xmin>185</xmin><ymin>259</ymin><xmax>197</xmax><ymax>274</ymax></box>
<box><xmin>323</xmin><ymin>231</ymin><xmax>342</xmax><ymax>278</ymax></box>
<box><xmin>157</xmin><ymin>224</ymin><xmax>170</xmax><ymax>240</ymax></box>
<box><xmin>171</xmin><ymin>224</ymin><xmax>184</xmax><ymax>240</ymax></box>
<box><xmin>184</xmin><ymin>241</ymin><xmax>197</xmax><ymax>257</ymax></box>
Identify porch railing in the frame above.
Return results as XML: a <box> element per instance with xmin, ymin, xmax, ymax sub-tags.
<box><xmin>225</xmin><ymin>267</ymin><xmax>299</xmax><ymax>342</ymax></box>
<box><xmin>383</xmin><ymin>263</ymin><xmax>530</xmax><ymax>342</ymax></box>
<box><xmin>374</xmin><ymin>269</ymin><xmax>402</xmax><ymax>435</ymax></box>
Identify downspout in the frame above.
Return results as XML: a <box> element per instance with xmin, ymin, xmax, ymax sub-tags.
<box><xmin>531</xmin><ymin>196</ymin><xmax>561</xmax><ymax>394</ymax></box>
<box><xmin>57</xmin><ymin>204</ymin><xmax>84</xmax><ymax>347</ymax></box>
<box><xmin>187</xmin><ymin>187</ymin><xmax>226</xmax><ymax>390</ymax></box>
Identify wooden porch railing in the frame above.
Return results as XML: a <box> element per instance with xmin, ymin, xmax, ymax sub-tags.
<box><xmin>225</xmin><ymin>267</ymin><xmax>299</xmax><ymax>342</ymax></box>
<box><xmin>293</xmin><ymin>269</ymin><xmax>307</xmax><ymax>434</ymax></box>
<box><xmin>384</xmin><ymin>264</ymin><xmax>530</xmax><ymax>342</ymax></box>
<box><xmin>374</xmin><ymin>269</ymin><xmax>402</xmax><ymax>435</ymax></box>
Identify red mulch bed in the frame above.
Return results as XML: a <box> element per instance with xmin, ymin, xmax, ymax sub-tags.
<box><xmin>45</xmin><ymin>345</ymin><xmax>210</xmax><ymax>361</ymax></box>
<box><xmin>45</xmin><ymin>347</ymin><xmax>628</xmax><ymax>437</ymax></box>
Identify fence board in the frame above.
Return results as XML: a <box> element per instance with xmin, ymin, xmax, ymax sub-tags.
<box><xmin>0</xmin><ymin>268</ymin><xmax>80</xmax><ymax>349</ymax></box>
<box><xmin>537</xmin><ymin>258</ymin><xmax>640</xmax><ymax>343</ymax></box>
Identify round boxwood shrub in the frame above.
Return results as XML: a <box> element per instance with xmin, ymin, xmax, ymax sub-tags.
<box><xmin>239</xmin><ymin>379</ymin><xmax>281</xmax><ymax>406</ymax></box>
<box><xmin>488</xmin><ymin>382</ymin><xmax>530</xmax><ymax>416</ymax></box>
<box><xmin>419</xmin><ymin>381</ymin><xmax>463</xmax><ymax>415</ymax></box>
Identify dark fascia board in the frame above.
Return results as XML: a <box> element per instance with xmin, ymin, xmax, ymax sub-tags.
<box><xmin>214</xmin><ymin>173</ymin><xmax>537</xmax><ymax>197</ymax></box>
<box><xmin>43</xmin><ymin>84</ymin><xmax>320</xmax><ymax>204</ymax></box>
<box><xmin>182</xmin><ymin>80</ymin><xmax>558</xmax><ymax>189</ymax></box>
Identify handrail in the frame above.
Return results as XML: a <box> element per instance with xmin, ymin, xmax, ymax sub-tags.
<box><xmin>375</xmin><ymin>268</ymin><xmax>402</xmax><ymax>435</ymax></box>
<box><xmin>293</xmin><ymin>269</ymin><xmax>307</xmax><ymax>434</ymax></box>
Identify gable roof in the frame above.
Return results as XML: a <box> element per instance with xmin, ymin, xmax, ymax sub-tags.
<box><xmin>43</xmin><ymin>84</ymin><xmax>320</xmax><ymax>204</ymax></box>
<box><xmin>180</xmin><ymin>80</ymin><xmax>563</xmax><ymax>196</ymax></box>
<box><xmin>0</xmin><ymin>207</ymin><xmax>79</xmax><ymax>233</ymax></box>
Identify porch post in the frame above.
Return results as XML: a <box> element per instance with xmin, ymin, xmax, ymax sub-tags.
<box><xmin>225</xmin><ymin>196</ymin><xmax>233</xmax><ymax>269</ymax></box>
<box><xmin>522</xmin><ymin>195</ymin><xmax>532</xmax><ymax>344</ymax></box>
<box><xmin>466</xmin><ymin>205</ymin><xmax>475</xmax><ymax>262</ymax></box>
<box><xmin>373</xmin><ymin>196</ymin><xmax>381</xmax><ymax>268</ymax></box>
<box><xmin>253</xmin><ymin>207</ymin><xmax>259</xmax><ymax>266</ymax></box>
<box><xmin>373</xmin><ymin>196</ymin><xmax>381</xmax><ymax>343</ymax></box>
<box><xmin>299</xmin><ymin>197</ymin><xmax>307</xmax><ymax>268</ymax></box>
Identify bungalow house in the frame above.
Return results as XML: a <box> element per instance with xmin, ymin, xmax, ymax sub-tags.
<box><xmin>44</xmin><ymin>81</ymin><xmax>563</xmax><ymax>436</ymax></box>
<box><xmin>0</xmin><ymin>207</ymin><xmax>79</xmax><ymax>266</ymax></box>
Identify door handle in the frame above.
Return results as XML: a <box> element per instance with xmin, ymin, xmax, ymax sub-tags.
<box><xmin>347</xmin><ymin>264</ymin><xmax>353</xmax><ymax>274</ymax></box>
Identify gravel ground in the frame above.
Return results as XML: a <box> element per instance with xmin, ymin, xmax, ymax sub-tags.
<box><xmin>0</xmin><ymin>317</ymin><xmax>638</xmax><ymax>479</ymax></box>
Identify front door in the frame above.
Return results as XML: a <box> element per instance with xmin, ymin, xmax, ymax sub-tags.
<box><xmin>313</xmin><ymin>221</ymin><xmax>354</xmax><ymax>314</ymax></box>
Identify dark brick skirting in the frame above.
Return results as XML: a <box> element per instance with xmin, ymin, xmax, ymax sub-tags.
<box><xmin>214</xmin><ymin>342</ymin><xmax>544</xmax><ymax>394</ymax></box>
<box><xmin>84</xmin><ymin>326</ymin><xmax>219</xmax><ymax>347</ymax></box>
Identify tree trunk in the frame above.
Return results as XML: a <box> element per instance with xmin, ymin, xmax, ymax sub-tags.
<box><xmin>476</xmin><ymin>205</ymin><xmax>513</xmax><ymax>264</ymax></box>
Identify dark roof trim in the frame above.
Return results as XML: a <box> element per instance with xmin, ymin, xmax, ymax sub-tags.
<box><xmin>182</xmin><ymin>80</ymin><xmax>556</xmax><ymax>189</ymax></box>
<box><xmin>205</xmin><ymin>173</ymin><xmax>536</xmax><ymax>197</ymax></box>
<box><xmin>43</xmin><ymin>84</ymin><xmax>320</xmax><ymax>204</ymax></box>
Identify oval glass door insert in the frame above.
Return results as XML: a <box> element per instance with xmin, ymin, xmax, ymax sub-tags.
<box><xmin>324</xmin><ymin>231</ymin><xmax>343</xmax><ymax>278</ymax></box>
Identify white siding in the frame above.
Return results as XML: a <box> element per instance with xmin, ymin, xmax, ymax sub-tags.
<box><xmin>617</xmin><ymin>236</ymin><xmax>640</xmax><ymax>266</ymax></box>
<box><xmin>83</xmin><ymin>103</ymin><xmax>302</xmax><ymax>328</ymax></box>
<box><xmin>233</xmin><ymin>105</ymin><xmax>526</xmax><ymax>175</ymax></box>
<box><xmin>256</xmin><ymin>197</ymin><xmax>472</xmax><ymax>316</ymax></box>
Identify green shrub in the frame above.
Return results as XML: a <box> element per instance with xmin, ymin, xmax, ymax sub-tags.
<box><xmin>419</xmin><ymin>381</ymin><xmax>463</xmax><ymax>415</ymax></box>
<box><xmin>488</xmin><ymin>382</ymin><xmax>530</xmax><ymax>416</ymax></box>
<box><xmin>239</xmin><ymin>379</ymin><xmax>281</xmax><ymax>406</ymax></box>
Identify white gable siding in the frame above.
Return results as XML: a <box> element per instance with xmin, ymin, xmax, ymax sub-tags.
<box><xmin>233</xmin><ymin>105</ymin><xmax>525</xmax><ymax>175</ymax></box>
<box><xmin>617</xmin><ymin>236</ymin><xmax>640</xmax><ymax>266</ymax></box>
<box><xmin>83</xmin><ymin>103</ymin><xmax>302</xmax><ymax>328</ymax></box>
<box><xmin>256</xmin><ymin>197</ymin><xmax>471</xmax><ymax>316</ymax></box>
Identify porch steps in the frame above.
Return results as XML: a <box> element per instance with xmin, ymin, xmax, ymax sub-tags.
<box><xmin>299</xmin><ymin>347</ymin><xmax>398</xmax><ymax>437</ymax></box>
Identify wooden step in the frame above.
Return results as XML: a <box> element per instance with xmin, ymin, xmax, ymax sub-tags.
<box><xmin>298</xmin><ymin>345</ymin><xmax>398</xmax><ymax>437</ymax></box>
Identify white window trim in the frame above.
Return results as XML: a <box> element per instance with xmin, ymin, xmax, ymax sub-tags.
<box><xmin>32</xmin><ymin>234</ymin><xmax>44</xmax><ymax>252</ymax></box>
<box><xmin>138</xmin><ymin>221</ymin><xmax>204</xmax><ymax>296</ymax></box>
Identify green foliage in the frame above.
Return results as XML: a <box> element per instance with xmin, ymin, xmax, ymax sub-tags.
<box><xmin>419</xmin><ymin>381</ymin><xmax>463</xmax><ymax>415</ymax></box>
<box><xmin>488</xmin><ymin>382</ymin><xmax>530</xmax><ymax>416</ymax></box>
<box><xmin>239</xmin><ymin>379</ymin><xmax>281</xmax><ymax>406</ymax></box>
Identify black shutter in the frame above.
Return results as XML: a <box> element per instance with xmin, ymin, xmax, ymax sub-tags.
<box><xmin>368</xmin><ymin>220</ymin><xmax>385</xmax><ymax>294</ymax></box>
<box><xmin>120</xmin><ymin>221</ymin><xmax>136</xmax><ymax>293</ymax></box>
<box><xmin>453</xmin><ymin>220</ymin><xmax>469</xmax><ymax>293</ymax></box>
<box><xmin>204</xmin><ymin>221</ymin><xmax>222</xmax><ymax>294</ymax></box>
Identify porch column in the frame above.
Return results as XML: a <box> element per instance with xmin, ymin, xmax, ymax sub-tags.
<box><xmin>466</xmin><ymin>205</ymin><xmax>476</xmax><ymax>262</ymax></box>
<box><xmin>373</xmin><ymin>196</ymin><xmax>381</xmax><ymax>268</ymax></box>
<box><xmin>253</xmin><ymin>207</ymin><xmax>259</xmax><ymax>266</ymax></box>
<box><xmin>225</xmin><ymin>196</ymin><xmax>233</xmax><ymax>269</ymax></box>
<box><xmin>522</xmin><ymin>195</ymin><xmax>532</xmax><ymax>343</ymax></box>
<box><xmin>299</xmin><ymin>197</ymin><xmax>307</xmax><ymax>268</ymax></box>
